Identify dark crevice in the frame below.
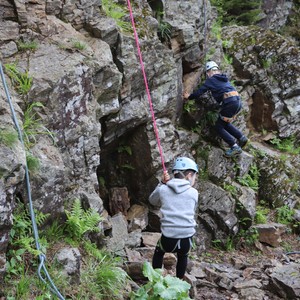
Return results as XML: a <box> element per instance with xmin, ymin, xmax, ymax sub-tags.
<box><xmin>97</xmin><ymin>124</ymin><xmax>158</xmax><ymax>216</ymax></box>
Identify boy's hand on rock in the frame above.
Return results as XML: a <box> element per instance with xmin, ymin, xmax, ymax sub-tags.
<box><xmin>183</xmin><ymin>91</ymin><xmax>190</xmax><ymax>100</ymax></box>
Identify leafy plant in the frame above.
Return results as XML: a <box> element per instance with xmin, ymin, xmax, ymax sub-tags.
<box><xmin>206</xmin><ymin>48</ymin><xmax>216</xmax><ymax>61</ymax></box>
<box><xmin>276</xmin><ymin>205</ymin><xmax>295</xmax><ymax>225</ymax></box>
<box><xmin>183</xmin><ymin>100</ymin><xmax>198</xmax><ymax>113</ymax></box>
<box><xmin>191</xmin><ymin>125</ymin><xmax>202</xmax><ymax>135</ymax></box>
<box><xmin>22</xmin><ymin>101</ymin><xmax>55</xmax><ymax>149</ymax></box>
<box><xmin>95</xmin><ymin>261</ymin><xmax>128</xmax><ymax>298</ymax></box>
<box><xmin>212</xmin><ymin>238</ymin><xmax>234</xmax><ymax>251</ymax></box>
<box><xmin>223</xmin><ymin>53</ymin><xmax>233</xmax><ymax>66</ymax></box>
<box><xmin>158</xmin><ymin>21</ymin><xmax>172</xmax><ymax>43</ymax></box>
<box><xmin>250</xmin><ymin>147</ymin><xmax>267</xmax><ymax>159</ymax></box>
<box><xmin>222</xmin><ymin>39</ymin><xmax>232</xmax><ymax>49</ymax></box>
<box><xmin>41</xmin><ymin>220</ymin><xmax>65</xmax><ymax>244</ymax></box>
<box><xmin>0</xmin><ymin>128</ymin><xmax>19</xmax><ymax>147</ymax></box>
<box><xmin>199</xmin><ymin>110</ymin><xmax>219</xmax><ymax>128</ymax></box>
<box><xmin>238</xmin><ymin>216</ymin><xmax>252</xmax><ymax>228</ymax></box>
<box><xmin>121</xmin><ymin>163</ymin><xmax>135</xmax><ymax>170</ymax></box>
<box><xmin>98</xmin><ymin>176</ymin><xmax>106</xmax><ymax>188</ymax></box>
<box><xmin>261</xmin><ymin>58</ymin><xmax>272</xmax><ymax>69</ymax></box>
<box><xmin>222</xmin><ymin>183</ymin><xmax>237</xmax><ymax>196</ymax></box>
<box><xmin>270</xmin><ymin>136</ymin><xmax>300</xmax><ymax>155</ymax></box>
<box><xmin>211</xmin><ymin>239</ymin><xmax>222</xmax><ymax>250</ymax></box>
<box><xmin>211</xmin><ymin>0</ymin><xmax>263</xmax><ymax>26</ymax></box>
<box><xmin>237</xmin><ymin>227</ymin><xmax>259</xmax><ymax>248</ymax></box>
<box><xmin>211</xmin><ymin>20</ymin><xmax>222</xmax><ymax>40</ymax></box>
<box><xmin>280</xmin><ymin>1</ymin><xmax>300</xmax><ymax>42</ymax></box>
<box><xmin>237</xmin><ymin>164</ymin><xmax>260</xmax><ymax>191</ymax></box>
<box><xmin>198</xmin><ymin>168</ymin><xmax>209</xmax><ymax>180</ymax></box>
<box><xmin>255</xmin><ymin>206</ymin><xmax>269</xmax><ymax>224</ymax></box>
<box><xmin>26</xmin><ymin>152</ymin><xmax>40</xmax><ymax>173</ymax></box>
<box><xmin>15</xmin><ymin>274</ymin><xmax>32</xmax><ymax>299</ymax></box>
<box><xmin>131</xmin><ymin>262</ymin><xmax>191</xmax><ymax>300</ymax></box>
<box><xmin>195</xmin><ymin>144</ymin><xmax>210</xmax><ymax>162</ymax></box>
<box><xmin>17</xmin><ymin>40</ymin><xmax>38</xmax><ymax>52</ymax></box>
<box><xmin>65</xmin><ymin>199</ymin><xmax>102</xmax><ymax>241</ymax></box>
<box><xmin>6</xmin><ymin>248</ymin><xmax>26</xmax><ymax>278</ymax></box>
<box><xmin>72</xmin><ymin>40</ymin><xmax>86</xmax><ymax>51</ymax></box>
<box><xmin>101</xmin><ymin>0</ymin><xmax>132</xmax><ymax>33</ymax></box>
<box><xmin>118</xmin><ymin>145</ymin><xmax>132</xmax><ymax>155</ymax></box>
<box><xmin>4</xmin><ymin>63</ymin><xmax>33</xmax><ymax>95</ymax></box>
<box><xmin>6</xmin><ymin>202</ymin><xmax>49</xmax><ymax>278</ymax></box>
<box><xmin>82</xmin><ymin>241</ymin><xmax>128</xmax><ymax>299</ymax></box>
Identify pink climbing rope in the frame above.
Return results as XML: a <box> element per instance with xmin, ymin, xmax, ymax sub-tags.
<box><xmin>126</xmin><ymin>0</ymin><xmax>166</xmax><ymax>172</ymax></box>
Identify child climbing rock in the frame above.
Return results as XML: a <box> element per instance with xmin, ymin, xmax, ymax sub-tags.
<box><xmin>149</xmin><ymin>157</ymin><xmax>198</xmax><ymax>278</ymax></box>
<box><xmin>183</xmin><ymin>61</ymin><xmax>248</xmax><ymax>157</ymax></box>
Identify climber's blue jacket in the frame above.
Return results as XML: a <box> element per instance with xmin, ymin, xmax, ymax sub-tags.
<box><xmin>188</xmin><ymin>73</ymin><xmax>237</xmax><ymax>104</ymax></box>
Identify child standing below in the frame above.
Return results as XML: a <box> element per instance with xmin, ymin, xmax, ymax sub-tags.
<box><xmin>183</xmin><ymin>61</ymin><xmax>248</xmax><ymax>157</ymax></box>
<box><xmin>149</xmin><ymin>157</ymin><xmax>198</xmax><ymax>279</ymax></box>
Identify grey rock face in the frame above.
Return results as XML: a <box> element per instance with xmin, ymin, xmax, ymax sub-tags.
<box><xmin>222</xmin><ymin>25</ymin><xmax>300</xmax><ymax>138</ymax></box>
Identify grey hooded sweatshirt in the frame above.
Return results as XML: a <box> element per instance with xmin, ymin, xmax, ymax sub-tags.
<box><xmin>149</xmin><ymin>178</ymin><xmax>198</xmax><ymax>238</ymax></box>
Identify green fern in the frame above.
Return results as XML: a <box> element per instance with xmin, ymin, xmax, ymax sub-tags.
<box><xmin>270</xmin><ymin>136</ymin><xmax>300</xmax><ymax>155</ymax></box>
<box><xmin>237</xmin><ymin>164</ymin><xmax>260</xmax><ymax>191</ymax></box>
<box><xmin>65</xmin><ymin>199</ymin><xmax>102</xmax><ymax>241</ymax></box>
<box><xmin>276</xmin><ymin>205</ymin><xmax>295</xmax><ymax>225</ymax></box>
<box><xmin>101</xmin><ymin>0</ymin><xmax>132</xmax><ymax>33</ymax></box>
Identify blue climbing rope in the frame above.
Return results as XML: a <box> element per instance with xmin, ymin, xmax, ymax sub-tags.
<box><xmin>286</xmin><ymin>251</ymin><xmax>300</xmax><ymax>255</ymax></box>
<box><xmin>0</xmin><ymin>62</ymin><xmax>65</xmax><ymax>300</ymax></box>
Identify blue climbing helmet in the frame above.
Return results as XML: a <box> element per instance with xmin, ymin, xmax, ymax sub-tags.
<box><xmin>172</xmin><ymin>157</ymin><xmax>198</xmax><ymax>173</ymax></box>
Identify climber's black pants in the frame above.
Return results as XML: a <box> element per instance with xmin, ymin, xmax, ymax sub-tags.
<box><xmin>152</xmin><ymin>235</ymin><xmax>193</xmax><ymax>279</ymax></box>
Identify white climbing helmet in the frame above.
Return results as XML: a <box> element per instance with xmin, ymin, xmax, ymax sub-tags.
<box><xmin>172</xmin><ymin>157</ymin><xmax>198</xmax><ymax>173</ymax></box>
<box><xmin>206</xmin><ymin>61</ymin><xmax>219</xmax><ymax>72</ymax></box>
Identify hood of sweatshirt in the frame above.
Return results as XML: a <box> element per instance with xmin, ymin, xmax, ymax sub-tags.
<box><xmin>213</xmin><ymin>73</ymin><xmax>229</xmax><ymax>82</ymax></box>
<box><xmin>166</xmin><ymin>178</ymin><xmax>191</xmax><ymax>194</ymax></box>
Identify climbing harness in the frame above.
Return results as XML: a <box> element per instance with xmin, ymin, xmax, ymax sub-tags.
<box><xmin>220</xmin><ymin>95</ymin><xmax>242</xmax><ymax>123</ymax></box>
<box><xmin>126</xmin><ymin>0</ymin><xmax>166</xmax><ymax>172</ymax></box>
<box><xmin>223</xmin><ymin>91</ymin><xmax>239</xmax><ymax>99</ymax></box>
<box><xmin>219</xmin><ymin>114</ymin><xmax>237</xmax><ymax>123</ymax></box>
<box><xmin>157</xmin><ymin>236</ymin><xmax>193</xmax><ymax>253</ymax></box>
<box><xmin>0</xmin><ymin>62</ymin><xmax>65</xmax><ymax>300</ymax></box>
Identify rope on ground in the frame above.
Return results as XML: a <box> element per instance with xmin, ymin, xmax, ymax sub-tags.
<box><xmin>0</xmin><ymin>62</ymin><xmax>65</xmax><ymax>300</ymax></box>
<box><xmin>126</xmin><ymin>0</ymin><xmax>166</xmax><ymax>172</ymax></box>
<box><xmin>286</xmin><ymin>251</ymin><xmax>300</xmax><ymax>255</ymax></box>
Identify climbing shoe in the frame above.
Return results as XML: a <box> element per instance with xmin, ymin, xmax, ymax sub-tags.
<box><xmin>238</xmin><ymin>136</ymin><xmax>248</xmax><ymax>148</ymax></box>
<box><xmin>224</xmin><ymin>145</ymin><xmax>242</xmax><ymax>157</ymax></box>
